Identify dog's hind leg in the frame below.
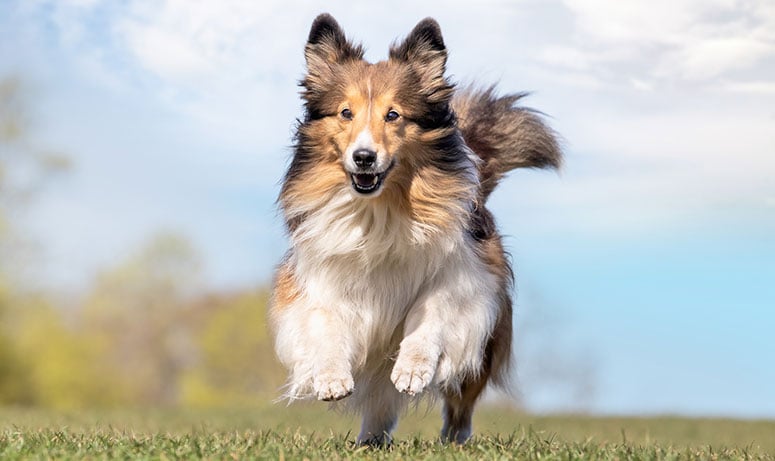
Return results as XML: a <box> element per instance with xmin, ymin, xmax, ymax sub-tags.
<box><xmin>356</xmin><ymin>378</ymin><xmax>402</xmax><ymax>446</ymax></box>
<box><xmin>440</xmin><ymin>372</ymin><xmax>488</xmax><ymax>444</ymax></box>
<box><xmin>441</xmin><ymin>292</ymin><xmax>512</xmax><ymax>444</ymax></box>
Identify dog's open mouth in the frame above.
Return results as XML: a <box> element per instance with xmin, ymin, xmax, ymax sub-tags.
<box><xmin>350</xmin><ymin>162</ymin><xmax>394</xmax><ymax>195</ymax></box>
<box><xmin>350</xmin><ymin>172</ymin><xmax>385</xmax><ymax>194</ymax></box>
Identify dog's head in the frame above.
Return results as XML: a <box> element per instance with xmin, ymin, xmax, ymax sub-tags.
<box><xmin>298</xmin><ymin>14</ymin><xmax>456</xmax><ymax>198</ymax></box>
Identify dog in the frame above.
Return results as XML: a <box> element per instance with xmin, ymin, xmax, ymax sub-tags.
<box><xmin>269</xmin><ymin>13</ymin><xmax>561</xmax><ymax>445</ymax></box>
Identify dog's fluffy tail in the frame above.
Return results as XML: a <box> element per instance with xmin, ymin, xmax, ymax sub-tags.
<box><xmin>453</xmin><ymin>86</ymin><xmax>562</xmax><ymax>200</ymax></box>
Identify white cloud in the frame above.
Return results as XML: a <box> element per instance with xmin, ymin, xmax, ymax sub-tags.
<box><xmin>556</xmin><ymin>0</ymin><xmax>775</xmax><ymax>87</ymax></box>
<box><xmin>630</xmin><ymin>78</ymin><xmax>654</xmax><ymax>91</ymax></box>
<box><xmin>660</xmin><ymin>35</ymin><xmax>774</xmax><ymax>80</ymax></box>
<box><xmin>119</xmin><ymin>21</ymin><xmax>213</xmax><ymax>79</ymax></box>
<box><xmin>61</xmin><ymin>0</ymin><xmax>101</xmax><ymax>6</ymax></box>
<box><xmin>720</xmin><ymin>80</ymin><xmax>775</xmax><ymax>93</ymax></box>
<box><xmin>115</xmin><ymin>0</ymin><xmax>297</xmax><ymax>83</ymax></box>
<box><xmin>535</xmin><ymin>45</ymin><xmax>599</xmax><ymax>71</ymax></box>
<box><xmin>513</xmin><ymin>101</ymin><xmax>775</xmax><ymax>235</ymax></box>
<box><xmin>564</xmin><ymin>0</ymin><xmax>730</xmax><ymax>43</ymax></box>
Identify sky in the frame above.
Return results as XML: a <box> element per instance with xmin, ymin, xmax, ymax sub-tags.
<box><xmin>1</xmin><ymin>0</ymin><xmax>774</xmax><ymax>418</ymax></box>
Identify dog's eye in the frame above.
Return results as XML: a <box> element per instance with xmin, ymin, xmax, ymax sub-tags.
<box><xmin>340</xmin><ymin>108</ymin><xmax>353</xmax><ymax>120</ymax></box>
<box><xmin>385</xmin><ymin>110</ymin><xmax>400</xmax><ymax>122</ymax></box>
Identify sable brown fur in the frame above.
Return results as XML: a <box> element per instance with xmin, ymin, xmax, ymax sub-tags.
<box><xmin>453</xmin><ymin>86</ymin><xmax>562</xmax><ymax>199</ymax></box>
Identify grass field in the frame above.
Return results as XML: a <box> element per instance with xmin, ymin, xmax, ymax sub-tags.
<box><xmin>1</xmin><ymin>404</ymin><xmax>773</xmax><ymax>460</ymax></box>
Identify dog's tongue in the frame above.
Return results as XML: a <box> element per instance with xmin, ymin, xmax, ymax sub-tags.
<box><xmin>354</xmin><ymin>173</ymin><xmax>378</xmax><ymax>188</ymax></box>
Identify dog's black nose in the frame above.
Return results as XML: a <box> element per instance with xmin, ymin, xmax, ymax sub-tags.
<box><xmin>353</xmin><ymin>149</ymin><xmax>376</xmax><ymax>169</ymax></box>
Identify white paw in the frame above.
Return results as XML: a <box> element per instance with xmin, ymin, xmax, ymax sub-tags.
<box><xmin>313</xmin><ymin>371</ymin><xmax>354</xmax><ymax>401</ymax></box>
<box><xmin>391</xmin><ymin>357</ymin><xmax>435</xmax><ymax>396</ymax></box>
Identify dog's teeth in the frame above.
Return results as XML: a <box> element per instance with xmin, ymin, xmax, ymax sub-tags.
<box><xmin>371</xmin><ymin>175</ymin><xmax>379</xmax><ymax>185</ymax></box>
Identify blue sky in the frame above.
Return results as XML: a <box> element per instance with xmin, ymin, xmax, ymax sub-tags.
<box><xmin>1</xmin><ymin>0</ymin><xmax>774</xmax><ymax>417</ymax></box>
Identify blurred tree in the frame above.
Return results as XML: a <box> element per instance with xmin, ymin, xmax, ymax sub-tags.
<box><xmin>0</xmin><ymin>75</ymin><xmax>69</xmax><ymax>404</ymax></box>
<box><xmin>81</xmin><ymin>233</ymin><xmax>286</xmax><ymax>407</ymax></box>
<box><xmin>0</xmin><ymin>76</ymin><xmax>70</xmax><ymax>269</ymax></box>
<box><xmin>0</xmin><ymin>302</ymin><xmax>31</xmax><ymax>404</ymax></box>
<box><xmin>179</xmin><ymin>290</ymin><xmax>285</xmax><ymax>407</ymax></box>
<box><xmin>82</xmin><ymin>232</ymin><xmax>203</xmax><ymax>406</ymax></box>
<box><xmin>0</xmin><ymin>75</ymin><xmax>285</xmax><ymax>408</ymax></box>
<box><xmin>13</xmin><ymin>296</ymin><xmax>128</xmax><ymax>409</ymax></box>
<box><xmin>0</xmin><ymin>277</ymin><xmax>31</xmax><ymax>404</ymax></box>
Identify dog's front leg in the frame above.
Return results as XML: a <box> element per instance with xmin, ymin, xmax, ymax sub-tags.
<box><xmin>390</xmin><ymin>295</ymin><xmax>445</xmax><ymax>396</ymax></box>
<box><xmin>307</xmin><ymin>309</ymin><xmax>355</xmax><ymax>401</ymax></box>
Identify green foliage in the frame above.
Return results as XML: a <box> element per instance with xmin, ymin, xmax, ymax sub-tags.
<box><xmin>14</xmin><ymin>301</ymin><xmax>128</xmax><ymax>409</ymax></box>
<box><xmin>0</xmin><ymin>268</ymin><xmax>30</xmax><ymax>405</ymax></box>
<box><xmin>0</xmin><ymin>335</ymin><xmax>29</xmax><ymax>405</ymax></box>
<box><xmin>81</xmin><ymin>232</ymin><xmax>203</xmax><ymax>406</ymax></box>
<box><xmin>0</xmin><ymin>229</ymin><xmax>285</xmax><ymax>408</ymax></box>
<box><xmin>180</xmin><ymin>290</ymin><xmax>286</xmax><ymax>408</ymax></box>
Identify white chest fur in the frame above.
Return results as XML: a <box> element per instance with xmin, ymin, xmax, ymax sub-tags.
<box><xmin>275</xmin><ymin>188</ymin><xmax>499</xmax><ymax>400</ymax></box>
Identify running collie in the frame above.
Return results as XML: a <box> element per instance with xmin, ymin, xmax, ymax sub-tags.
<box><xmin>270</xmin><ymin>14</ymin><xmax>561</xmax><ymax>445</ymax></box>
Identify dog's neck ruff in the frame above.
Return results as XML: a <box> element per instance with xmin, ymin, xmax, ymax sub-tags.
<box><xmin>287</xmin><ymin>188</ymin><xmax>467</xmax><ymax>271</ymax></box>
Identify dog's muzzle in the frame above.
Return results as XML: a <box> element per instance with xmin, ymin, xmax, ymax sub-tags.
<box><xmin>349</xmin><ymin>150</ymin><xmax>393</xmax><ymax>195</ymax></box>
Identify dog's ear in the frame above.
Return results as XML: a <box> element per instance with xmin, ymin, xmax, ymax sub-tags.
<box><xmin>390</xmin><ymin>18</ymin><xmax>446</xmax><ymax>62</ymax></box>
<box><xmin>305</xmin><ymin>14</ymin><xmax>363</xmax><ymax>70</ymax></box>
<box><xmin>390</xmin><ymin>18</ymin><xmax>450</xmax><ymax>102</ymax></box>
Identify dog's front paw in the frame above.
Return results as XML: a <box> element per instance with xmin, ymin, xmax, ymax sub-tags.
<box><xmin>391</xmin><ymin>357</ymin><xmax>435</xmax><ymax>396</ymax></box>
<box><xmin>313</xmin><ymin>371</ymin><xmax>354</xmax><ymax>401</ymax></box>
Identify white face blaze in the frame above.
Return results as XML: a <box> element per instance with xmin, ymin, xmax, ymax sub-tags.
<box><xmin>344</xmin><ymin>127</ymin><xmax>372</xmax><ymax>172</ymax></box>
<box><xmin>344</xmin><ymin>126</ymin><xmax>394</xmax><ymax>197</ymax></box>
<box><xmin>343</xmin><ymin>127</ymin><xmax>393</xmax><ymax>174</ymax></box>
